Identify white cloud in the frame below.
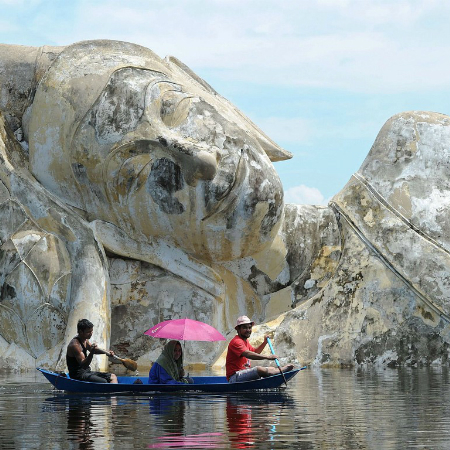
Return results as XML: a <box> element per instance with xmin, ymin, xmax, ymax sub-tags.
<box><xmin>284</xmin><ymin>185</ymin><xmax>329</xmax><ymax>206</ymax></box>
<box><xmin>13</xmin><ymin>0</ymin><xmax>446</xmax><ymax>94</ymax></box>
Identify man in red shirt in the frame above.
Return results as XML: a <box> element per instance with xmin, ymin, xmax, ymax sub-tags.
<box><xmin>226</xmin><ymin>316</ymin><xmax>294</xmax><ymax>383</ymax></box>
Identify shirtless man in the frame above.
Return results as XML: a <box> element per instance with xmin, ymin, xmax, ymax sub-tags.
<box><xmin>226</xmin><ymin>316</ymin><xmax>294</xmax><ymax>383</ymax></box>
<box><xmin>66</xmin><ymin>319</ymin><xmax>118</xmax><ymax>383</ymax></box>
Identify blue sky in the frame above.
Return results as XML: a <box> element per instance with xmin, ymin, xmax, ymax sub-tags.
<box><xmin>1</xmin><ymin>0</ymin><xmax>450</xmax><ymax>204</ymax></box>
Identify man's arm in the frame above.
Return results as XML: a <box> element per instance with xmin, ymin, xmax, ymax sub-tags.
<box><xmin>86</xmin><ymin>342</ymin><xmax>115</xmax><ymax>357</ymax></box>
<box><xmin>68</xmin><ymin>340</ymin><xmax>95</xmax><ymax>369</ymax></box>
<box><xmin>253</xmin><ymin>335</ymin><xmax>269</xmax><ymax>354</ymax></box>
<box><xmin>241</xmin><ymin>349</ymin><xmax>277</xmax><ymax>361</ymax></box>
<box><xmin>241</xmin><ymin>336</ymin><xmax>277</xmax><ymax>361</ymax></box>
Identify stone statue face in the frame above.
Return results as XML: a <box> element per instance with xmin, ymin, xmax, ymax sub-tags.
<box><xmin>29</xmin><ymin>42</ymin><xmax>285</xmax><ymax>261</ymax></box>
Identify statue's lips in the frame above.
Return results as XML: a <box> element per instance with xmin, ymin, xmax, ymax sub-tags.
<box><xmin>202</xmin><ymin>149</ymin><xmax>245</xmax><ymax>222</ymax></box>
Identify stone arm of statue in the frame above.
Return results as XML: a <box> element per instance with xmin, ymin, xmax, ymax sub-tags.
<box><xmin>0</xmin><ymin>112</ymin><xmax>111</xmax><ymax>371</ymax></box>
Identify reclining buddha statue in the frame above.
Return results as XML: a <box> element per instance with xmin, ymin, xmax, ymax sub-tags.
<box><xmin>0</xmin><ymin>40</ymin><xmax>449</xmax><ymax>370</ymax></box>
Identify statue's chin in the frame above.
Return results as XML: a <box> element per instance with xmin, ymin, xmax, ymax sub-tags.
<box><xmin>177</xmin><ymin>235</ymin><xmax>275</xmax><ymax>263</ymax></box>
<box><xmin>177</xmin><ymin>208</ymin><xmax>282</xmax><ymax>262</ymax></box>
<box><xmin>118</xmin><ymin>211</ymin><xmax>279</xmax><ymax>263</ymax></box>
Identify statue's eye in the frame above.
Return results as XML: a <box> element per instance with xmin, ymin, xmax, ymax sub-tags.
<box><xmin>116</xmin><ymin>154</ymin><xmax>153</xmax><ymax>196</ymax></box>
<box><xmin>104</xmin><ymin>142</ymin><xmax>153</xmax><ymax>202</ymax></box>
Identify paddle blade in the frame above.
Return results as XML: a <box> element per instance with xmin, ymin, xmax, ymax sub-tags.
<box><xmin>121</xmin><ymin>358</ymin><xmax>138</xmax><ymax>371</ymax></box>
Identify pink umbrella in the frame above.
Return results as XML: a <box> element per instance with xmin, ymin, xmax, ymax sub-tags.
<box><xmin>144</xmin><ymin>318</ymin><xmax>226</xmax><ymax>342</ymax></box>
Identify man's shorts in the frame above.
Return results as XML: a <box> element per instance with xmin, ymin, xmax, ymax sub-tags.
<box><xmin>228</xmin><ymin>367</ymin><xmax>259</xmax><ymax>383</ymax></box>
<box><xmin>79</xmin><ymin>371</ymin><xmax>112</xmax><ymax>383</ymax></box>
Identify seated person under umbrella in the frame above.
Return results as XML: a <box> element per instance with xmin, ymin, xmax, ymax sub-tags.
<box><xmin>149</xmin><ymin>340</ymin><xmax>191</xmax><ymax>384</ymax></box>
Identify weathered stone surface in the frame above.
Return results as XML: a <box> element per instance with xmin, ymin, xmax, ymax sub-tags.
<box><xmin>0</xmin><ymin>40</ymin><xmax>449</xmax><ymax>371</ymax></box>
<box><xmin>0</xmin><ymin>112</ymin><xmax>111</xmax><ymax>371</ymax></box>
<box><xmin>244</xmin><ymin>111</ymin><xmax>450</xmax><ymax>368</ymax></box>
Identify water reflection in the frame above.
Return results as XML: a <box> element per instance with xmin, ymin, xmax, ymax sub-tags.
<box><xmin>146</xmin><ymin>395</ymin><xmax>222</xmax><ymax>448</ymax></box>
<box><xmin>226</xmin><ymin>396</ymin><xmax>253</xmax><ymax>448</ymax></box>
<box><xmin>45</xmin><ymin>395</ymin><xmax>114</xmax><ymax>449</ymax></box>
<box><xmin>66</xmin><ymin>398</ymin><xmax>98</xmax><ymax>449</ymax></box>
<box><xmin>226</xmin><ymin>393</ymin><xmax>294</xmax><ymax>449</ymax></box>
<box><xmin>147</xmin><ymin>432</ymin><xmax>223</xmax><ymax>449</ymax></box>
<box><xmin>149</xmin><ymin>396</ymin><xmax>185</xmax><ymax>434</ymax></box>
<box><xmin>2</xmin><ymin>368</ymin><xmax>450</xmax><ymax>449</ymax></box>
<box><xmin>145</xmin><ymin>392</ymin><xmax>297</xmax><ymax>449</ymax></box>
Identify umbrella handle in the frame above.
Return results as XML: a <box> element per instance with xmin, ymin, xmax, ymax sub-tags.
<box><xmin>267</xmin><ymin>337</ymin><xmax>288</xmax><ymax>386</ymax></box>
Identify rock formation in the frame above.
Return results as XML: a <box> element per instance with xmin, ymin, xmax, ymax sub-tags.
<box><xmin>0</xmin><ymin>40</ymin><xmax>448</xmax><ymax>371</ymax></box>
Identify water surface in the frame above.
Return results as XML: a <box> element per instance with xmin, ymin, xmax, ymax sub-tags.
<box><xmin>1</xmin><ymin>367</ymin><xmax>450</xmax><ymax>449</ymax></box>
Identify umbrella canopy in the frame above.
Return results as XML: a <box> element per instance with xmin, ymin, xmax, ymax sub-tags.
<box><xmin>144</xmin><ymin>318</ymin><xmax>226</xmax><ymax>342</ymax></box>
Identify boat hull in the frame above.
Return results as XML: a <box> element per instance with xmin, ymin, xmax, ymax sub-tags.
<box><xmin>37</xmin><ymin>367</ymin><xmax>305</xmax><ymax>393</ymax></box>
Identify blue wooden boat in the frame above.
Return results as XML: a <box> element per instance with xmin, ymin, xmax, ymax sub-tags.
<box><xmin>37</xmin><ymin>367</ymin><xmax>305</xmax><ymax>394</ymax></box>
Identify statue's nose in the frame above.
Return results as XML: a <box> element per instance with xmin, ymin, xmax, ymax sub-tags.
<box><xmin>190</xmin><ymin>148</ymin><xmax>218</xmax><ymax>181</ymax></box>
<box><xmin>157</xmin><ymin>136</ymin><xmax>218</xmax><ymax>184</ymax></box>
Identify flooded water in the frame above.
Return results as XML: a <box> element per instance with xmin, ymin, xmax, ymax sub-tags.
<box><xmin>1</xmin><ymin>367</ymin><xmax>450</xmax><ymax>449</ymax></box>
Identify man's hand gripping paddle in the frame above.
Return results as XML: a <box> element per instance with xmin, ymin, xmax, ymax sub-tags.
<box><xmin>95</xmin><ymin>347</ymin><xmax>138</xmax><ymax>371</ymax></box>
<box><xmin>266</xmin><ymin>337</ymin><xmax>288</xmax><ymax>387</ymax></box>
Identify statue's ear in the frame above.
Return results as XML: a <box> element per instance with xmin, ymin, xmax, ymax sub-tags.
<box><xmin>164</xmin><ymin>55</ymin><xmax>292</xmax><ymax>163</ymax></box>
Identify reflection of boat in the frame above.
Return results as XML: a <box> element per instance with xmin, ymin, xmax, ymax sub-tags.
<box><xmin>225</xmin><ymin>391</ymin><xmax>294</xmax><ymax>448</ymax></box>
<box><xmin>37</xmin><ymin>367</ymin><xmax>305</xmax><ymax>394</ymax></box>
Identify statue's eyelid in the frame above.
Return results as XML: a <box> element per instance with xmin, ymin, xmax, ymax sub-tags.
<box><xmin>143</xmin><ymin>81</ymin><xmax>195</xmax><ymax>127</ymax></box>
<box><xmin>159</xmin><ymin>90</ymin><xmax>194</xmax><ymax>124</ymax></box>
<box><xmin>173</xmin><ymin>95</ymin><xmax>194</xmax><ymax>109</ymax></box>
<box><xmin>145</xmin><ymin>80</ymin><xmax>181</xmax><ymax>98</ymax></box>
<box><xmin>162</xmin><ymin>91</ymin><xmax>194</xmax><ymax>105</ymax></box>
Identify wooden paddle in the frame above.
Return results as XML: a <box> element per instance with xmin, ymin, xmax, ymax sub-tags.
<box><xmin>111</xmin><ymin>355</ymin><xmax>138</xmax><ymax>371</ymax></box>
<box><xmin>95</xmin><ymin>348</ymin><xmax>138</xmax><ymax>371</ymax></box>
<box><xmin>266</xmin><ymin>337</ymin><xmax>288</xmax><ymax>387</ymax></box>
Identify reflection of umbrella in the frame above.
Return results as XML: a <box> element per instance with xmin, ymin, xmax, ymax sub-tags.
<box><xmin>144</xmin><ymin>318</ymin><xmax>226</xmax><ymax>341</ymax></box>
